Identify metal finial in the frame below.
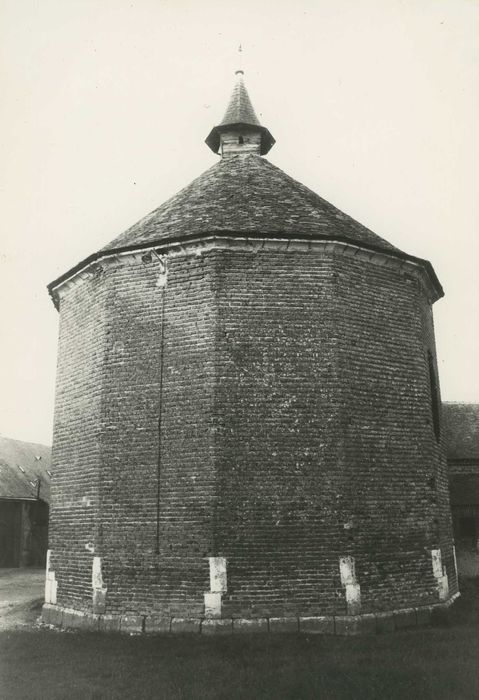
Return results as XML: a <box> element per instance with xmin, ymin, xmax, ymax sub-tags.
<box><xmin>235</xmin><ymin>44</ymin><xmax>244</xmax><ymax>75</ymax></box>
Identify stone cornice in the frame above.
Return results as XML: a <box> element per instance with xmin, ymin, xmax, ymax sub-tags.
<box><xmin>48</xmin><ymin>234</ymin><xmax>443</xmax><ymax>310</ymax></box>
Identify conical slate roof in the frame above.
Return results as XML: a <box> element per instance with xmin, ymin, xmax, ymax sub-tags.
<box><xmin>102</xmin><ymin>154</ymin><xmax>400</xmax><ymax>254</ymax></box>
<box><xmin>49</xmin><ymin>72</ymin><xmax>443</xmax><ymax>303</ymax></box>
<box><xmin>220</xmin><ymin>71</ymin><xmax>261</xmax><ymax>126</ymax></box>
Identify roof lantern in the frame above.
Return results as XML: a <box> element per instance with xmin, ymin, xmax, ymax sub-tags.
<box><xmin>205</xmin><ymin>70</ymin><xmax>275</xmax><ymax>157</ymax></box>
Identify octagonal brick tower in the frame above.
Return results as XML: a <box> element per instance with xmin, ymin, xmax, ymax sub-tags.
<box><xmin>42</xmin><ymin>71</ymin><xmax>458</xmax><ymax>634</ymax></box>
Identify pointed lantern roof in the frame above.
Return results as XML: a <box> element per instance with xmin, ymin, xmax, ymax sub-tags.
<box><xmin>205</xmin><ymin>71</ymin><xmax>275</xmax><ymax>155</ymax></box>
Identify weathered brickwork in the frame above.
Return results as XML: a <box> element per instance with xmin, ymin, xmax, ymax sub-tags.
<box><xmin>49</xmin><ymin>252</ymin><xmax>221</xmax><ymax>617</ymax></box>
<box><xmin>99</xmin><ymin>252</ymin><xmax>218</xmax><ymax>616</ymax></box>
<box><xmin>46</xmin><ymin>239</ymin><xmax>457</xmax><ymax>625</ymax></box>
<box><xmin>49</xmin><ymin>269</ymin><xmax>107</xmax><ymax>610</ymax></box>
<box><xmin>212</xmin><ymin>248</ymin><xmax>457</xmax><ymax>617</ymax></box>
<box><xmin>419</xmin><ymin>301</ymin><xmax>458</xmax><ymax>598</ymax></box>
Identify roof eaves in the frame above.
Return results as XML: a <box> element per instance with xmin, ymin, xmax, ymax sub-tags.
<box><xmin>47</xmin><ymin>231</ymin><xmax>444</xmax><ymax>310</ymax></box>
<box><xmin>0</xmin><ymin>496</ymin><xmax>41</xmax><ymax>502</ymax></box>
<box><xmin>205</xmin><ymin>123</ymin><xmax>275</xmax><ymax>155</ymax></box>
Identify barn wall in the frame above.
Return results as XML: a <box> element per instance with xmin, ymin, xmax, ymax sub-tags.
<box><xmin>448</xmin><ymin>462</ymin><xmax>479</xmax><ymax>577</ymax></box>
<box><xmin>0</xmin><ymin>499</ymin><xmax>49</xmax><ymax>568</ymax></box>
<box><xmin>0</xmin><ymin>501</ymin><xmax>21</xmax><ymax>566</ymax></box>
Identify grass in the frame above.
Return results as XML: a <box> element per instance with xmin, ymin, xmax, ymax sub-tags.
<box><xmin>1</xmin><ymin>580</ymin><xmax>479</xmax><ymax>700</ymax></box>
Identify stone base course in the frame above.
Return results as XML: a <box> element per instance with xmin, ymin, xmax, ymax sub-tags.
<box><xmin>232</xmin><ymin>618</ymin><xmax>268</xmax><ymax>634</ymax></box>
<box><xmin>335</xmin><ymin>614</ymin><xmax>376</xmax><ymax>636</ymax></box>
<box><xmin>269</xmin><ymin>617</ymin><xmax>300</xmax><ymax>633</ymax></box>
<box><xmin>170</xmin><ymin>618</ymin><xmax>201</xmax><ymax>634</ymax></box>
<box><xmin>393</xmin><ymin>608</ymin><xmax>417</xmax><ymax>630</ymax></box>
<box><xmin>145</xmin><ymin>615</ymin><xmax>171</xmax><ymax>634</ymax></box>
<box><xmin>416</xmin><ymin>605</ymin><xmax>436</xmax><ymax>627</ymax></box>
<box><xmin>202</xmin><ymin>619</ymin><xmax>233</xmax><ymax>635</ymax></box>
<box><xmin>99</xmin><ymin>614</ymin><xmax>121</xmax><ymax>633</ymax></box>
<box><xmin>375</xmin><ymin>611</ymin><xmax>396</xmax><ymax>634</ymax></box>
<box><xmin>299</xmin><ymin>616</ymin><xmax>334</xmax><ymax>635</ymax></box>
<box><xmin>41</xmin><ymin>594</ymin><xmax>460</xmax><ymax>636</ymax></box>
<box><xmin>120</xmin><ymin>615</ymin><xmax>144</xmax><ymax>634</ymax></box>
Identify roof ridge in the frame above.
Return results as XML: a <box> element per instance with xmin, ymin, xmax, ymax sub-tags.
<box><xmin>0</xmin><ymin>435</ymin><xmax>52</xmax><ymax>450</ymax></box>
<box><xmin>443</xmin><ymin>402</ymin><xmax>479</xmax><ymax>408</ymax></box>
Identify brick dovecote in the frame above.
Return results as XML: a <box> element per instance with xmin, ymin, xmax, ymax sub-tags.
<box><xmin>43</xmin><ymin>69</ymin><xmax>456</xmax><ymax>632</ymax></box>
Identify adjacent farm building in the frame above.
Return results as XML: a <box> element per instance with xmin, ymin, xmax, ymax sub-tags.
<box><xmin>444</xmin><ymin>403</ymin><xmax>479</xmax><ymax>577</ymax></box>
<box><xmin>0</xmin><ymin>436</ymin><xmax>50</xmax><ymax>568</ymax></box>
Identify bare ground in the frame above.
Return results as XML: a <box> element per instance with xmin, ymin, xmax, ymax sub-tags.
<box><xmin>0</xmin><ymin>568</ymin><xmax>44</xmax><ymax>631</ymax></box>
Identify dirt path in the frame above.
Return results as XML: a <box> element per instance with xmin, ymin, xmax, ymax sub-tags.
<box><xmin>0</xmin><ymin>568</ymin><xmax>44</xmax><ymax>630</ymax></box>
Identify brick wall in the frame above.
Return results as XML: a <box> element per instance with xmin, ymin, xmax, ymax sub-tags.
<box><xmin>50</xmin><ymin>268</ymin><xmax>107</xmax><ymax>610</ymax></box>
<box><xmin>212</xmin><ymin>248</ymin><xmax>457</xmax><ymax>616</ymax></box>
<box><xmin>48</xmin><ymin>242</ymin><xmax>456</xmax><ymax>618</ymax></box>
<box><xmin>419</xmin><ymin>299</ymin><xmax>458</xmax><ymax>597</ymax></box>
<box><xmin>50</xmin><ymin>252</ymin><xmax>219</xmax><ymax>616</ymax></box>
<box><xmin>98</xmin><ymin>253</ymin><xmax>217</xmax><ymax>616</ymax></box>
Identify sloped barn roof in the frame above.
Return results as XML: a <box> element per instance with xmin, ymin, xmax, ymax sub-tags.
<box><xmin>0</xmin><ymin>436</ymin><xmax>51</xmax><ymax>503</ymax></box>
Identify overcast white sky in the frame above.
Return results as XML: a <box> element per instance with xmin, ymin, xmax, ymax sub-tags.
<box><xmin>1</xmin><ymin>0</ymin><xmax>478</xmax><ymax>445</ymax></box>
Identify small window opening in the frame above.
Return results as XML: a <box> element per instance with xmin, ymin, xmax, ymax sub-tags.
<box><xmin>428</xmin><ymin>350</ymin><xmax>441</xmax><ymax>441</ymax></box>
<box><xmin>238</xmin><ymin>135</ymin><xmax>244</xmax><ymax>145</ymax></box>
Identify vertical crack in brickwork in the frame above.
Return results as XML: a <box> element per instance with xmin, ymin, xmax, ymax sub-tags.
<box><xmin>155</xmin><ymin>257</ymin><xmax>168</xmax><ymax>554</ymax></box>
